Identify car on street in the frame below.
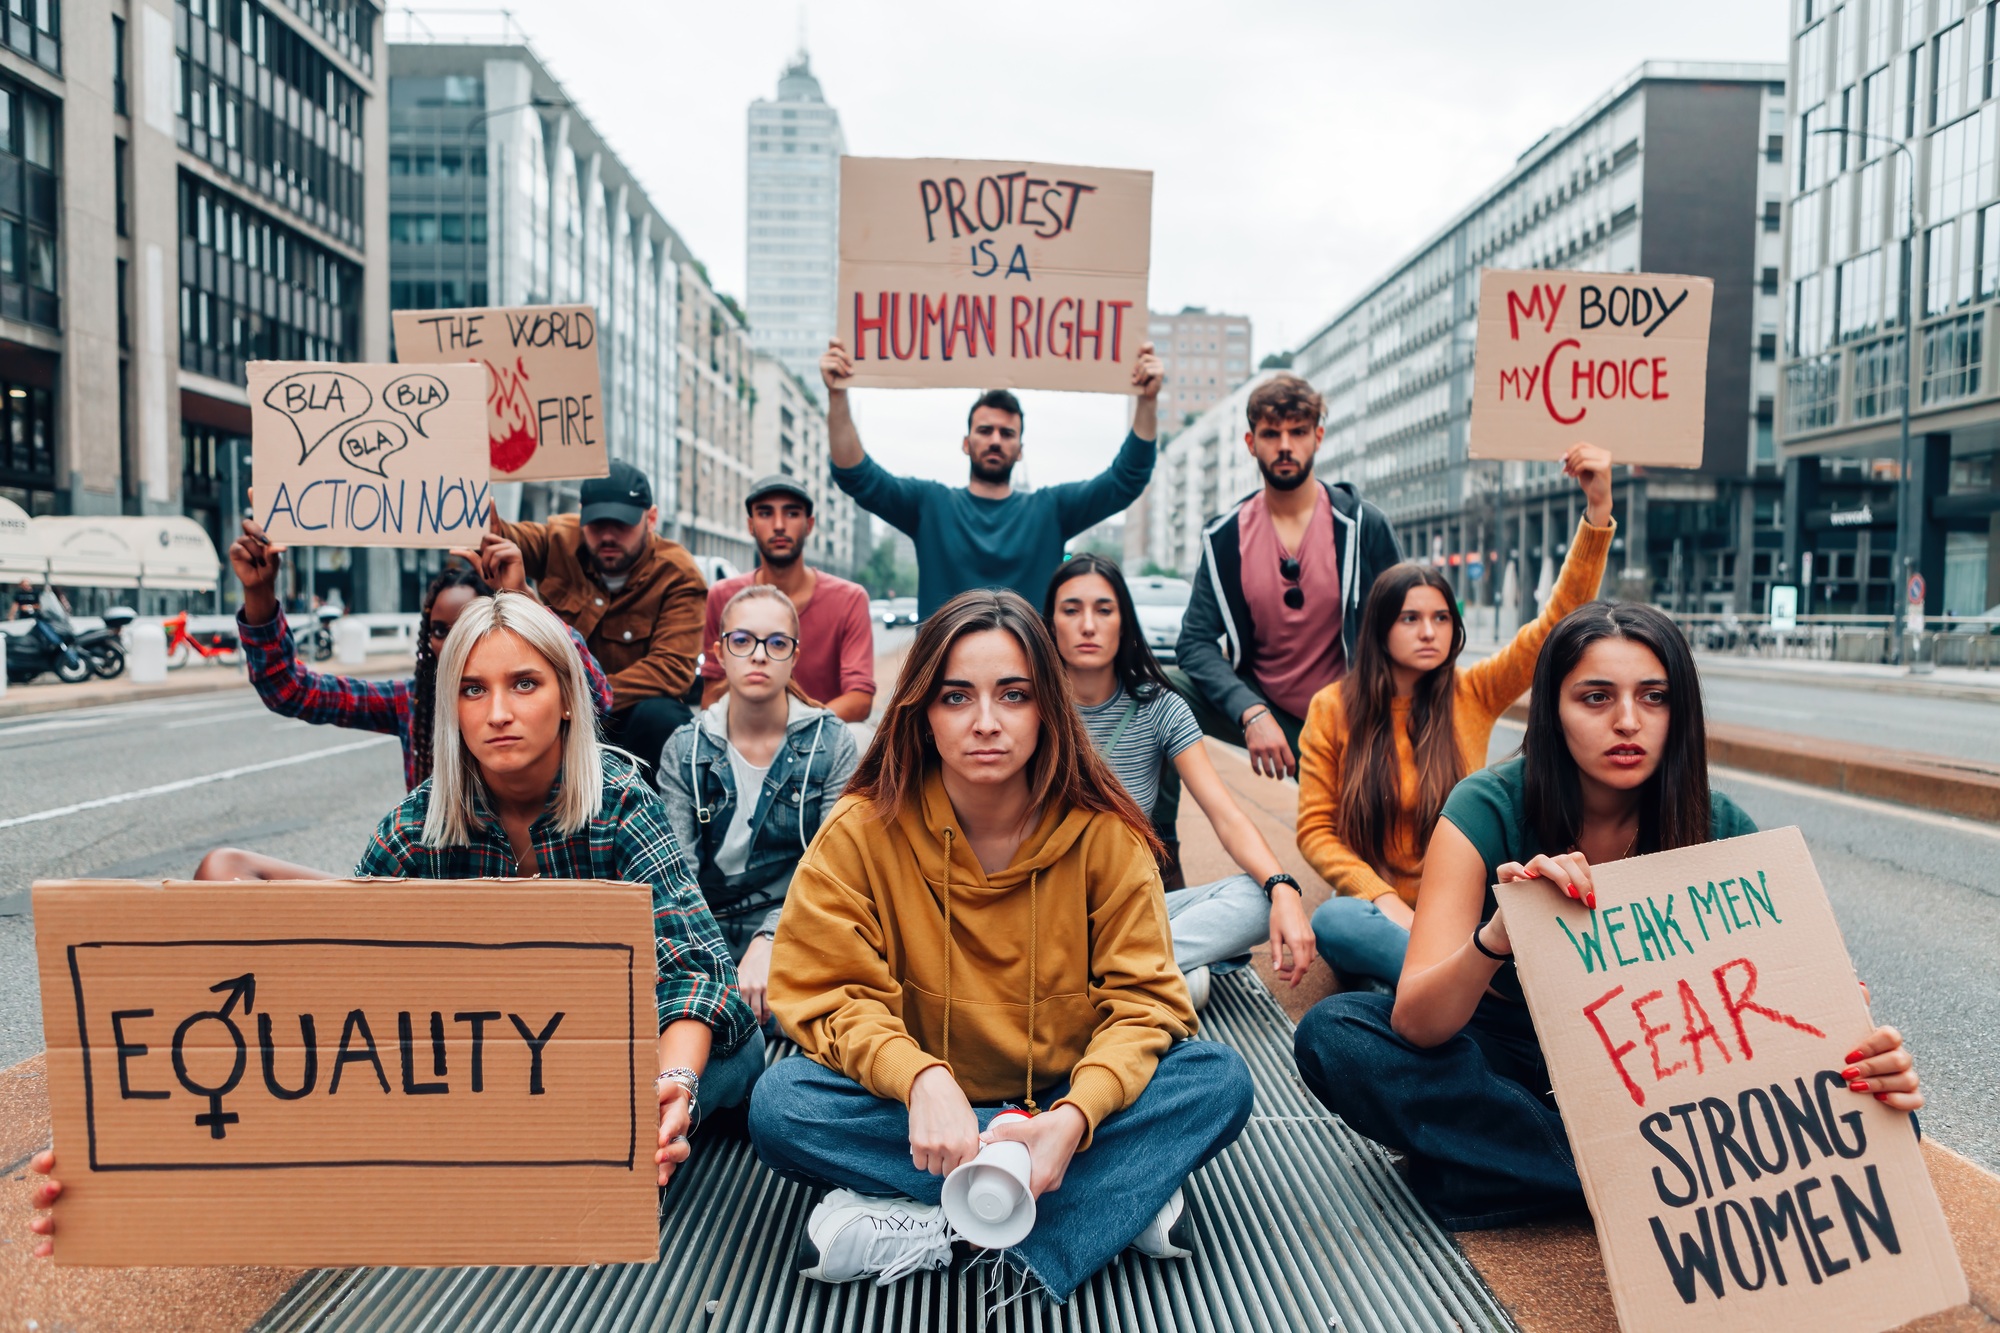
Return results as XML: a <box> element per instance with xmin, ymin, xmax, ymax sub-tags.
<box><xmin>1129</xmin><ymin>575</ymin><xmax>1193</xmax><ymax>663</ymax></box>
<box><xmin>875</xmin><ymin>596</ymin><xmax>920</xmax><ymax>627</ymax></box>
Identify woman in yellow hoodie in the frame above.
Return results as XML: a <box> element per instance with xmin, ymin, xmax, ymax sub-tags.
<box><xmin>750</xmin><ymin>589</ymin><xmax>1254</xmax><ymax>1302</ymax></box>
<box><xmin>1295</xmin><ymin>443</ymin><xmax>1614</xmax><ymax>990</ymax></box>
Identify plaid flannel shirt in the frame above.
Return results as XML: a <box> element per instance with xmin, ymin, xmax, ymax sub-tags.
<box><xmin>239</xmin><ymin>606</ymin><xmax>615</xmax><ymax>791</ymax></box>
<box><xmin>353</xmin><ymin>751</ymin><xmax>755</xmax><ymax>1054</ymax></box>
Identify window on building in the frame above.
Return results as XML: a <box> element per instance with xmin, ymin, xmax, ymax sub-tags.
<box><xmin>0</xmin><ymin>0</ymin><xmax>59</xmax><ymax>73</ymax></box>
<box><xmin>0</xmin><ymin>78</ymin><xmax>59</xmax><ymax>328</ymax></box>
<box><xmin>111</xmin><ymin>13</ymin><xmax>125</xmax><ymax>115</ymax></box>
<box><xmin>0</xmin><ymin>376</ymin><xmax>56</xmax><ymax>503</ymax></box>
<box><xmin>1920</xmin><ymin>310</ymin><xmax>1983</xmax><ymax>403</ymax></box>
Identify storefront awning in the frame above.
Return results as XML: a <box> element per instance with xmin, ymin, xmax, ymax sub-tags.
<box><xmin>129</xmin><ymin>515</ymin><xmax>222</xmax><ymax>591</ymax></box>
<box><xmin>33</xmin><ymin>517</ymin><xmax>142</xmax><ymax>588</ymax></box>
<box><xmin>0</xmin><ymin>496</ymin><xmax>42</xmax><ymax>581</ymax></box>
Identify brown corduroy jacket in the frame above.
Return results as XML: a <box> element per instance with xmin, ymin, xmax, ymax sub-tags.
<box><xmin>498</xmin><ymin>513</ymin><xmax>707</xmax><ymax>709</ymax></box>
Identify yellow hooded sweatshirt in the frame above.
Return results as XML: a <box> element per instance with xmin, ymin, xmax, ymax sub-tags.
<box><xmin>768</xmin><ymin>767</ymin><xmax>1197</xmax><ymax>1146</ymax></box>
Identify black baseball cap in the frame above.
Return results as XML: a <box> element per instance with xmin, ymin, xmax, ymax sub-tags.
<box><xmin>579</xmin><ymin>461</ymin><xmax>653</xmax><ymax>526</ymax></box>
<box><xmin>746</xmin><ymin>474</ymin><xmax>814</xmax><ymax>515</ymax></box>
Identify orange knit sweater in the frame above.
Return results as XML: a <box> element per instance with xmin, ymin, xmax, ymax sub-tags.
<box><xmin>1294</xmin><ymin>517</ymin><xmax>1615</xmax><ymax>904</ymax></box>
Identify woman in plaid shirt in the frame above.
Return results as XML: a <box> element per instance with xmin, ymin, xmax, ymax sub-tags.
<box><xmin>356</xmin><ymin>590</ymin><xmax>759</xmax><ymax>1187</ymax></box>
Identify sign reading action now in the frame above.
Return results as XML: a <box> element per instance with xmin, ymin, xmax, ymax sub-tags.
<box><xmin>34</xmin><ymin>878</ymin><xmax>658</xmax><ymax>1267</ymax></box>
<box><xmin>1496</xmin><ymin>829</ymin><xmax>1966</xmax><ymax>1333</ymax></box>
<box><xmin>1471</xmin><ymin>268</ymin><xmax>1714</xmax><ymax>467</ymax></box>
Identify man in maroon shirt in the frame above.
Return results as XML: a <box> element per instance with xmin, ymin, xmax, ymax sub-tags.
<box><xmin>701</xmin><ymin>476</ymin><xmax>876</xmax><ymax>722</ymax></box>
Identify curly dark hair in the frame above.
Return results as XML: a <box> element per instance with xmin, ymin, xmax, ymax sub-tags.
<box><xmin>408</xmin><ymin>561</ymin><xmax>495</xmax><ymax>787</ymax></box>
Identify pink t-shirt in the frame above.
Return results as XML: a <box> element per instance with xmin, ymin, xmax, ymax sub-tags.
<box><xmin>1236</xmin><ymin>488</ymin><xmax>1345</xmax><ymax>719</ymax></box>
<box><xmin>701</xmin><ymin>568</ymin><xmax>877</xmax><ymax>706</ymax></box>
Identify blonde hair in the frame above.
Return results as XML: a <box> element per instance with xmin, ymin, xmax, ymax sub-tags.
<box><xmin>720</xmin><ymin>582</ymin><xmax>800</xmax><ymax>634</ymax></box>
<box><xmin>422</xmin><ymin>590</ymin><xmax>603</xmax><ymax>847</ymax></box>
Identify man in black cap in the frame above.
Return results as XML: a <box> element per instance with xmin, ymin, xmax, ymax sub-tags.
<box><xmin>700</xmin><ymin>475</ymin><xmax>876</xmax><ymax>722</ymax></box>
<box><xmin>493</xmin><ymin>460</ymin><xmax>708</xmax><ymax>773</ymax></box>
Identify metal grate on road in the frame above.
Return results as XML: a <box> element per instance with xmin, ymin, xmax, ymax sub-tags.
<box><xmin>252</xmin><ymin>972</ymin><xmax>1513</xmax><ymax>1333</ymax></box>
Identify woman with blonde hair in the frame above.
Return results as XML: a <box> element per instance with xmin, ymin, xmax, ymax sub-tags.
<box><xmin>748</xmin><ymin>589</ymin><xmax>1252</xmax><ymax>1302</ymax></box>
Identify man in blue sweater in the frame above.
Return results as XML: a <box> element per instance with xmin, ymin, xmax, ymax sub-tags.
<box><xmin>820</xmin><ymin>337</ymin><xmax>1164</xmax><ymax>618</ymax></box>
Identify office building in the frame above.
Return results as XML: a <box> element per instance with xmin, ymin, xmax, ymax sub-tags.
<box><xmin>746</xmin><ymin>49</ymin><xmax>843</xmax><ymax>391</ymax></box>
<box><xmin>1292</xmin><ymin>62</ymin><xmax>1787</xmax><ymax>619</ymax></box>
<box><xmin>749</xmin><ymin>351</ymin><xmax>859</xmax><ymax>578</ymax></box>
<box><xmin>674</xmin><ymin>261</ymin><xmax>757</xmax><ymax>575</ymax></box>
<box><xmin>1146</xmin><ymin>372</ymin><xmax>1272</xmax><ymax>576</ymax></box>
<box><xmin>0</xmin><ymin>0</ymin><xmax>389</xmax><ymax>610</ymax></box>
<box><xmin>1126</xmin><ymin>305</ymin><xmax>1252</xmax><ymax>566</ymax></box>
<box><xmin>1779</xmin><ymin>0</ymin><xmax>2000</xmax><ymax>618</ymax></box>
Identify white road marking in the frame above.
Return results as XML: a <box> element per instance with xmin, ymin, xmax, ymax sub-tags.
<box><xmin>160</xmin><ymin>706</ymin><xmax>275</xmax><ymax>730</ymax></box>
<box><xmin>0</xmin><ymin>736</ymin><xmax>393</xmax><ymax>830</ymax></box>
<box><xmin>1490</xmin><ymin>718</ymin><xmax>2000</xmax><ymax>843</ymax></box>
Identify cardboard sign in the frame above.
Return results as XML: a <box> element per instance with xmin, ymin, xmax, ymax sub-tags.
<box><xmin>837</xmin><ymin>156</ymin><xmax>1152</xmax><ymax>394</ymax></box>
<box><xmin>394</xmin><ymin>305</ymin><xmax>609</xmax><ymax>482</ymax></box>
<box><xmin>1497</xmin><ymin>829</ymin><xmax>1966</xmax><ymax>1333</ymax></box>
<box><xmin>250</xmin><ymin>360</ymin><xmax>491</xmax><ymax>549</ymax></box>
<box><xmin>1470</xmin><ymin>268</ymin><xmax>1713</xmax><ymax>466</ymax></box>
<box><xmin>33</xmin><ymin>878</ymin><xmax>659</xmax><ymax>1267</ymax></box>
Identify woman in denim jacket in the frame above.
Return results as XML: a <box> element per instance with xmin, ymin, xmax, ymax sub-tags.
<box><xmin>659</xmin><ymin>584</ymin><xmax>860</xmax><ymax>1023</ymax></box>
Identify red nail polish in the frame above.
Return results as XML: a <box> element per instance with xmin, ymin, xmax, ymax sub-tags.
<box><xmin>1848</xmin><ymin>1080</ymin><xmax>1868</xmax><ymax>1092</ymax></box>
<box><xmin>1875</xmin><ymin>1092</ymin><xmax>1889</xmax><ymax>1101</ymax></box>
<box><xmin>1844</xmin><ymin>1050</ymin><xmax>1864</xmax><ymax>1064</ymax></box>
<box><xmin>1840</xmin><ymin>1067</ymin><xmax>1859</xmax><ymax>1080</ymax></box>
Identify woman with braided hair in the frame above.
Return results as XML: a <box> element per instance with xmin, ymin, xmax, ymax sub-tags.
<box><xmin>191</xmin><ymin>517</ymin><xmax>611</xmax><ymax>880</ymax></box>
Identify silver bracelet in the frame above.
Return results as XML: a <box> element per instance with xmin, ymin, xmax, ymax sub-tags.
<box><xmin>656</xmin><ymin>1067</ymin><xmax>700</xmax><ymax>1122</ymax></box>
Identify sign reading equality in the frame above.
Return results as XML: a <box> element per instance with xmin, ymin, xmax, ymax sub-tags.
<box><xmin>1471</xmin><ymin>268</ymin><xmax>1714</xmax><ymax>467</ymax></box>
<box><xmin>250</xmin><ymin>360</ymin><xmax>491</xmax><ymax>549</ymax></box>
<box><xmin>393</xmin><ymin>304</ymin><xmax>609</xmax><ymax>482</ymax></box>
<box><xmin>837</xmin><ymin>156</ymin><xmax>1152</xmax><ymax>394</ymax></box>
<box><xmin>34</xmin><ymin>878</ymin><xmax>659</xmax><ymax>1267</ymax></box>
<box><xmin>1496</xmin><ymin>828</ymin><xmax>1966</xmax><ymax>1333</ymax></box>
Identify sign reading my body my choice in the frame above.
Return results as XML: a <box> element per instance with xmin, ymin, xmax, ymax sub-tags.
<box><xmin>838</xmin><ymin>156</ymin><xmax>1152</xmax><ymax>394</ymax></box>
<box><xmin>250</xmin><ymin>360</ymin><xmax>491</xmax><ymax>549</ymax></box>
<box><xmin>1497</xmin><ymin>828</ymin><xmax>1966</xmax><ymax>1333</ymax></box>
<box><xmin>1471</xmin><ymin>268</ymin><xmax>1714</xmax><ymax>467</ymax></box>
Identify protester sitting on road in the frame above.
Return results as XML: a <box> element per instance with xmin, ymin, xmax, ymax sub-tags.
<box><xmin>660</xmin><ymin>585</ymin><xmax>859</xmax><ymax>1026</ymax></box>
<box><xmin>1295</xmin><ymin>443</ymin><xmax>1615</xmax><ymax>992</ymax></box>
<box><xmin>819</xmin><ymin>336</ymin><xmax>1165</xmax><ymax>619</ymax></box>
<box><xmin>493</xmin><ymin>460</ymin><xmax>709</xmax><ymax>782</ymax></box>
<box><xmin>1174</xmin><ymin>374</ymin><xmax>1403</xmax><ymax>781</ymax></box>
<box><xmin>748</xmin><ymin>590</ymin><xmax>1253</xmax><ymax>1301</ymax></box>
<box><xmin>1043</xmin><ymin>554</ymin><xmax>1314</xmax><ymax>1008</ymax></box>
<box><xmin>1289</xmin><ymin>603</ymin><xmax>1926</xmax><ymax>1229</ymax></box>
<box><xmin>701</xmin><ymin>475</ymin><xmax>876</xmax><ymax>723</ymax></box>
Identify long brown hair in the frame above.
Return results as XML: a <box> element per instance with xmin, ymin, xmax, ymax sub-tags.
<box><xmin>1336</xmin><ymin>563</ymin><xmax>1467</xmax><ymax>873</ymax></box>
<box><xmin>848</xmin><ymin>589</ymin><xmax>1162</xmax><ymax>852</ymax></box>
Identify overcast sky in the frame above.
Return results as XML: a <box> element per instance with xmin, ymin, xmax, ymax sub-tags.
<box><xmin>414</xmin><ymin>1</ymin><xmax>1789</xmax><ymax>489</ymax></box>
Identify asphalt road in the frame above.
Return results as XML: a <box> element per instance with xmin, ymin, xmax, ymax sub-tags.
<box><xmin>1698</xmin><ymin>672</ymin><xmax>2000</xmax><ymax>764</ymax></box>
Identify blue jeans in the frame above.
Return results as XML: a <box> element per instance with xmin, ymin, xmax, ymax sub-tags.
<box><xmin>747</xmin><ymin>1041</ymin><xmax>1255</xmax><ymax>1302</ymax></box>
<box><xmin>1310</xmin><ymin>896</ymin><xmax>1411</xmax><ymax>987</ymax></box>
<box><xmin>1293</xmin><ymin>992</ymin><xmax>1583</xmax><ymax>1229</ymax></box>
<box><xmin>696</xmin><ymin>1026</ymin><xmax>766</xmax><ymax>1126</ymax></box>
<box><xmin>1163</xmin><ymin>874</ymin><xmax>1267</xmax><ymax>972</ymax></box>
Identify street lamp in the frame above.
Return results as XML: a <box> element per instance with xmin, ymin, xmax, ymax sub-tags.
<box><xmin>458</xmin><ymin>95</ymin><xmax>569</xmax><ymax>304</ymax></box>
<box><xmin>1806</xmin><ymin>125</ymin><xmax>1920</xmax><ymax>662</ymax></box>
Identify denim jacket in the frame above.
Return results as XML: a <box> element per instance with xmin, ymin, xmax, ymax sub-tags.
<box><xmin>657</xmin><ymin>696</ymin><xmax>860</xmax><ymax>939</ymax></box>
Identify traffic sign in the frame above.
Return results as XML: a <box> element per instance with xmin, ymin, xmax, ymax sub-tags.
<box><xmin>1908</xmin><ymin>573</ymin><xmax>1926</xmax><ymax>605</ymax></box>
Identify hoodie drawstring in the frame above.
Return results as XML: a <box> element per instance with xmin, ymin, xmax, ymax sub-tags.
<box><xmin>938</xmin><ymin>831</ymin><xmax>1040</xmax><ymax>1114</ymax></box>
<box><xmin>941</xmin><ymin>828</ymin><xmax>954</xmax><ymax>1072</ymax></box>
<box><xmin>1025</xmin><ymin>869</ymin><xmax>1039</xmax><ymax>1114</ymax></box>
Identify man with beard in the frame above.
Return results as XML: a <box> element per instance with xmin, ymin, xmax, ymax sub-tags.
<box><xmin>1174</xmin><ymin>374</ymin><xmax>1401</xmax><ymax>781</ymax></box>
<box><xmin>819</xmin><ymin>336</ymin><xmax>1164</xmax><ymax>618</ymax></box>
<box><xmin>495</xmin><ymin>460</ymin><xmax>707</xmax><ymax>778</ymax></box>
<box><xmin>700</xmin><ymin>475</ymin><xmax>876</xmax><ymax>722</ymax></box>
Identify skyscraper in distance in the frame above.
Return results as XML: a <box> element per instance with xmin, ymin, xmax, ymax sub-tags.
<box><xmin>746</xmin><ymin>49</ymin><xmax>846</xmax><ymax>389</ymax></box>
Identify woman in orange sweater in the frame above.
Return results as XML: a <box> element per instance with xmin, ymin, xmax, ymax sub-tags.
<box><xmin>1294</xmin><ymin>443</ymin><xmax>1613</xmax><ymax>990</ymax></box>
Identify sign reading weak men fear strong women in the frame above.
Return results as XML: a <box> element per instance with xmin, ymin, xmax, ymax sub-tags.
<box><xmin>838</xmin><ymin>156</ymin><xmax>1152</xmax><ymax>394</ymax></box>
<box><xmin>1498</xmin><ymin>828</ymin><xmax>1966</xmax><ymax>1333</ymax></box>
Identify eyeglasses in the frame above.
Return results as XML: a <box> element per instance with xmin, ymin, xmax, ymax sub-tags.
<box><xmin>1279</xmin><ymin>556</ymin><xmax>1304</xmax><ymax>610</ymax></box>
<box><xmin>722</xmin><ymin>629</ymin><xmax>798</xmax><ymax>661</ymax></box>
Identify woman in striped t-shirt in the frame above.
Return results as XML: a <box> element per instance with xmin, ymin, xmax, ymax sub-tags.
<box><xmin>1044</xmin><ymin>555</ymin><xmax>1315</xmax><ymax>1006</ymax></box>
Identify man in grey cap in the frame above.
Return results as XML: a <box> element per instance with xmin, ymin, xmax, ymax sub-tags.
<box><xmin>494</xmin><ymin>459</ymin><xmax>709</xmax><ymax>774</ymax></box>
<box><xmin>700</xmin><ymin>474</ymin><xmax>875</xmax><ymax>722</ymax></box>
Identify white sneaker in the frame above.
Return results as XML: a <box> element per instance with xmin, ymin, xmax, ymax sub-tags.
<box><xmin>1181</xmin><ymin>965</ymin><xmax>1211</xmax><ymax>1011</ymax></box>
<box><xmin>796</xmin><ymin>1189</ymin><xmax>953</xmax><ymax>1285</ymax></box>
<box><xmin>1128</xmin><ymin>1187</ymin><xmax>1194</xmax><ymax>1260</ymax></box>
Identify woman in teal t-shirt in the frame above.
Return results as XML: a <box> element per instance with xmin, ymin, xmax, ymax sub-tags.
<box><xmin>1292</xmin><ymin>603</ymin><xmax>1926</xmax><ymax>1229</ymax></box>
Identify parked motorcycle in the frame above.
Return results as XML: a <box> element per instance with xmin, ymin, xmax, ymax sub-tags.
<box><xmin>4</xmin><ymin>608</ymin><xmax>123</xmax><ymax>683</ymax></box>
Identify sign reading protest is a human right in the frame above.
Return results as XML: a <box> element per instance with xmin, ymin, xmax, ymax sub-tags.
<box><xmin>250</xmin><ymin>360</ymin><xmax>490</xmax><ymax>549</ymax></box>
<box><xmin>1497</xmin><ymin>828</ymin><xmax>1966</xmax><ymax>1333</ymax></box>
<box><xmin>33</xmin><ymin>877</ymin><xmax>658</xmax><ymax>1266</ymax></box>
<box><xmin>837</xmin><ymin>156</ymin><xmax>1152</xmax><ymax>394</ymax></box>
<box><xmin>1471</xmin><ymin>268</ymin><xmax>1713</xmax><ymax>467</ymax></box>
<box><xmin>393</xmin><ymin>304</ymin><xmax>608</xmax><ymax>482</ymax></box>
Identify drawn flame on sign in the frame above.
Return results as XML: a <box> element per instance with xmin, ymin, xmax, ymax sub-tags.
<box><xmin>485</xmin><ymin>355</ymin><xmax>538</xmax><ymax>474</ymax></box>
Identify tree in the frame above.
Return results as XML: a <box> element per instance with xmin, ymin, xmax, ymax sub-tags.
<box><xmin>857</xmin><ymin>531</ymin><xmax>918</xmax><ymax>599</ymax></box>
<box><xmin>1259</xmin><ymin>350</ymin><xmax>1294</xmax><ymax>370</ymax></box>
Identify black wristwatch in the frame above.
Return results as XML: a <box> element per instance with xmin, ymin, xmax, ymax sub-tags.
<box><xmin>1261</xmin><ymin>873</ymin><xmax>1300</xmax><ymax>900</ymax></box>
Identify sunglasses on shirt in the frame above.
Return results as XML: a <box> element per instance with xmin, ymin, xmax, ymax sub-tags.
<box><xmin>1279</xmin><ymin>556</ymin><xmax>1304</xmax><ymax>610</ymax></box>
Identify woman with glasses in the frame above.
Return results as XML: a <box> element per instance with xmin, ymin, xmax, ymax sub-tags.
<box><xmin>191</xmin><ymin>516</ymin><xmax>611</xmax><ymax>881</ymax></box>
<box><xmin>658</xmin><ymin>585</ymin><xmax>859</xmax><ymax>1025</ymax></box>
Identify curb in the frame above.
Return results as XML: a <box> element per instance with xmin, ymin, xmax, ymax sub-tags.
<box><xmin>1690</xmin><ymin>656</ymin><xmax>2000</xmax><ymax>705</ymax></box>
<box><xmin>0</xmin><ymin>656</ymin><xmax>416</xmax><ymax>720</ymax></box>
<box><xmin>1501</xmin><ymin>703</ymin><xmax>2000</xmax><ymax>825</ymax></box>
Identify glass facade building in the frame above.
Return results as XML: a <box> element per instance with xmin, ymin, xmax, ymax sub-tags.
<box><xmin>745</xmin><ymin>52</ymin><xmax>843</xmax><ymax>391</ymax></box>
<box><xmin>1780</xmin><ymin>0</ymin><xmax>2000</xmax><ymax>618</ymax></box>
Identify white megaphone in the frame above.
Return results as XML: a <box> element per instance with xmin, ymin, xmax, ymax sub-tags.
<box><xmin>941</xmin><ymin>1109</ymin><xmax>1037</xmax><ymax>1248</ymax></box>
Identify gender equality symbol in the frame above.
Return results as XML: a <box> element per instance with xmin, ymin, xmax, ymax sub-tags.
<box><xmin>170</xmin><ymin>973</ymin><xmax>257</xmax><ymax>1139</ymax></box>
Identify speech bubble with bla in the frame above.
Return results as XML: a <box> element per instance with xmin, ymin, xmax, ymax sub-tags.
<box><xmin>384</xmin><ymin>372</ymin><xmax>451</xmax><ymax>438</ymax></box>
<box><xmin>335</xmin><ymin>419</ymin><xmax>410</xmax><ymax>478</ymax></box>
<box><xmin>263</xmin><ymin>370</ymin><xmax>372</xmax><ymax>463</ymax></box>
